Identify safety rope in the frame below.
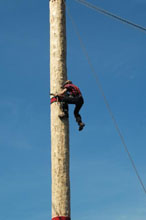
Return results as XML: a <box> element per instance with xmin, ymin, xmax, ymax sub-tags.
<box><xmin>75</xmin><ymin>0</ymin><xmax>146</xmax><ymax>34</ymax></box>
<box><xmin>63</xmin><ymin>0</ymin><xmax>146</xmax><ymax>194</ymax></box>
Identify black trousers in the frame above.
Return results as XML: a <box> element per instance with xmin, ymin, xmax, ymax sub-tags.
<box><xmin>60</xmin><ymin>95</ymin><xmax>84</xmax><ymax>124</ymax></box>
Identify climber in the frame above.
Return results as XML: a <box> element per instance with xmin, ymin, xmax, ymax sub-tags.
<box><xmin>57</xmin><ymin>80</ymin><xmax>85</xmax><ymax>131</ymax></box>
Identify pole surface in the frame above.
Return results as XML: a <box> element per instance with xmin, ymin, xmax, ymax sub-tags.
<box><xmin>50</xmin><ymin>0</ymin><xmax>70</xmax><ymax>220</ymax></box>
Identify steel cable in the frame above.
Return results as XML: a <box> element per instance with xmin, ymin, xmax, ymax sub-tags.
<box><xmin>63</xmin><ymin>0</ymin><xmax>146</xmax><ymax>194</ymax></box>
<box><xmin>75</xmin><ymin>0</ymin><xmax>146</xmax><ymax>34</ymax></box>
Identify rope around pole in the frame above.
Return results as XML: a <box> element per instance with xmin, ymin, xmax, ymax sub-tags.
<box><xmin>75</xmin><ymin>0</ymin><xmax>146</xmax><ymax>34</ymax></box>
<box><xmin>63</xmin><ymin>0</ymin><xmax>146</xmax><ymax>195</ymax></box>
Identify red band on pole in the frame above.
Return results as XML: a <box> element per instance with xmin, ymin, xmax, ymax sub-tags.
<box><xmin>52</xmin><ymin>217</ymin><xmax>70</xmax><ymax>220</ymax></box>
<box><xmin>50</xmin><ymin>96</ymin><xmax>64</xmax><ymax>104</ymax></box>
<box><xmin>50</xmin><ymin>97</ymin><xmax>58</xmax><ymax>104</ymax></box>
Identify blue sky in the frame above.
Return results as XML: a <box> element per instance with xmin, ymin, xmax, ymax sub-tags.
<box><xmin>0</xmin><ymin>0</ymin><xmax>146</xmax><ymax>219</ymax></box>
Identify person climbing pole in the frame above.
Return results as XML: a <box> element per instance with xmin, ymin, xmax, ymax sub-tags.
<box><xmin>56</xmin><ymin>80</ymin><xmax>85</xmax><ymax>131</ymax></box>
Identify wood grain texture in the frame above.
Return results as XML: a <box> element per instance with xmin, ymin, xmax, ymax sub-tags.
<box><xmin>50</xmin><ymin>0</ymin><xmax>70</xmax><ymax>218</ymax></box>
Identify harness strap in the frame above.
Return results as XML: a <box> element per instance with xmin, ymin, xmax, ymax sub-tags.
<box><xmin>50</xmin><ymin>96</ymin><xmax>64</xmax><ymax>104</ymax></box>
<box><xmin>50</xmin><ymin>97</ymin><xmax>58</xmax><ymax>104</ymax></box>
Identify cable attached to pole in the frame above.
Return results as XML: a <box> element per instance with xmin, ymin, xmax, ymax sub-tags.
<box><xmin>75</xmin><ymin>0</ymin><xmax>146</xmax><ymax>34</ymax></box>
<box><xmin>63</xmin><ymin>0</ymin><xmax>146</xmax><ymax>195</ymax></box>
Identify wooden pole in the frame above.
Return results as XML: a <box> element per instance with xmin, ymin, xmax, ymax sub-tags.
<box><xmin>49</xmin><ymin>0</ymin><xmax>70</xmax><ymax>220</ymax></box>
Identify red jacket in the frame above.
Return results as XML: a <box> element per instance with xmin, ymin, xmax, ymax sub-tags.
<box><xmin>64</xmin><ymin>84</ymin><xmax>82</xmax><ymax>96</ymax></box>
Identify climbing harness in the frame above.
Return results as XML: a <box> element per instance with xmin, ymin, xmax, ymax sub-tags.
<box><xmin>50</xmin><ymin>96</ymin><xmax>58</xmax><ymax>104</ymax></box>
<box><xmin>50</xmin><ymin>94</ymin><xmax>64</xmax><ymax>104</ymax></box>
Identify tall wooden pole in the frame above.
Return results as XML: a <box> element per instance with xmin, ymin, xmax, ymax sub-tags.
<box><xmin>49</xmin><ymin>0</ymin><xmax>70</xmax><ymax>220</ymax></box>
